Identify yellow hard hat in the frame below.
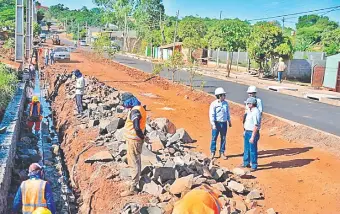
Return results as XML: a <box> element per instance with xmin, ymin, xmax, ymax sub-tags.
<box><xmin>32</xmin><ymin>207</ymin><xmax>52</xmax><ymax>214</ymax></box>
<box><xmin>32</xmin><ymin>96</ymin><xmax>39</xmax><ymax>102</ymax></box>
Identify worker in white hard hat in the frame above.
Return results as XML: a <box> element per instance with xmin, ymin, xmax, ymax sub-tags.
<box><xmin>209</xmin><ymin>87</ymin><xmax>232</xmax><ymax>160</ymax></box>
<box><xmin>244</xmin><ymin>86</ymin><xmax>263</xmax><ymax>126</ymax></box>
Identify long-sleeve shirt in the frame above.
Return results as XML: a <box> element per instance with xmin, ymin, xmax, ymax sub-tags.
<box><xmin>244</xmin><ymin>107</ymin><xmax>262</xmax><ymax>131</ymax></box>
<box><xmin>130</xmin><ymin>109</ymin><xmax>145</xmax><ymax>140</ymax></box>
<box><xmin>75</xmin><ymin>76</ymin><xmax>85</xmax><ymax>95</ymax></box>
<box><xmin>209</xmin><ymin>99</ymin><xmax>231</xmax><ymax>126</ymax></box>
<box><xmin>12</xmin><ymin>175</ymin><xmax>56</xmax><ymax>214</ymax></box>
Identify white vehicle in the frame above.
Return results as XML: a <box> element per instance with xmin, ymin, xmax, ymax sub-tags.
<box><xmin>79</xmin><ymin>40</ymin><xmax>87</xmax><ymax>46</ymax></box>
<box><xmin>54</xmin><ymin>47</ymin><xmax>70</xmax><ymax>62</ymax></box>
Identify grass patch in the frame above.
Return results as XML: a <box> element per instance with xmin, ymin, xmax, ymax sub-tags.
<box><xmin>0</xmin><ymin>63</ymin><xmax>18</xmax><ymax>119</ymax></box>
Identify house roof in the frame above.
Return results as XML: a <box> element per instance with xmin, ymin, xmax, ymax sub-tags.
<box><xmin>102</xmin><ymin>30</ymin><xmax>137</xmax><ymax>39</ymax></box>
<box><xmin>36</xmin><ymin>5</ymin><xmax>48</xmax><ymax>10</ymax></box>
<box><xmin>160</xmin><ymin>42</ymin><xmax>183</xmax><ymax>49</ymax></box>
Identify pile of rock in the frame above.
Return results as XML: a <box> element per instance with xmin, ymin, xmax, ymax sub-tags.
<box><xmin>54</xmin><ymin>75</ymin><xmax>274</xmax><ymax>214</ymax></box>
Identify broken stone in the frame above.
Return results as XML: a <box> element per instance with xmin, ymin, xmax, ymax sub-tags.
<box><xmin>266</xmin><ymin>208</ymin><xmax>276</xmax><ymax>214</ymax></box>
<box><xmin>213</xmin><ymin>168</ymin><xmax>226</xmax><ymax>181</ymax></box>
<box><xmin>143</xmin><ymin>181</ymin><xmax>164</xmax><ymax>197</ymax></box>
<box><xmin>159</xmin><ymin>192</ymin><xmax>172</xmax><ymax>202</ymax></box>
<box><xmin>153</xmin><ymin>167</ymin><xmax>178</xmax><ymax>184</ymax></box>
<box><xmin>169</xmin><ymin>174</ymin><xmax>194</xmax><ymax>195</ymax></box>
<box><xmin>211</xmin><ymin>182</ymin><xmax>226</xmax><ymax>192</ymax></box>
<box><xmin>151</xmin><ymin>118</ymin><xmax>176</xmax><ymax>134</ymax></box>
<box><xmin>148</xmin><ymin>131</ymin><xmax>165</xmax><ymax>151</ymax></box>
<box><xmin>142</xmin><ymin>144</ymin><xmax>160</xmax><ymax>166</ymax></box>
<box><xmin>85</xmin><ymin>151</ymin><xmax>114</xmax><ymax>163</ymax></box>
<box><xmin>88</xmin><ymin>119</ymin><xmax>100</xmax><ymax>128</ymax></box>
<box><xmin>106</xmin><ymin>118</ymin><xmax>125</xmax><ymax>133</ymax></box>
<box><xmin>140</xmin><ymin>206</ymin><xmax>162</xmax><ymax>214</ymax></box>
<box><xmin>163</xmin><ymin>159</ymin><xmax>175</xmax><ymax>168</ymax></box>
<box><xmin>119</xmin><ymin>168</ymin><xmax>130</xmax><ymax>179</ymax></box>
<box><xmin>88</xmin><ymin>103</ymin><xmax>98</xmax><ymax>110</ymax></box>
<box><xmin>114</xmin><ymin>128</ymin><xmax>125</xmax><ymax>142</ymax></box>
<box><xmin>193</xmin><ymin>176</ymin><xmax>207</xmax><ymax>186</ymax></box>
<box><xmin>121</xmin><ymin>202</ymin><xmax>140</xmax><ymax>214</ymax></box>
<box><xmin>233</xmin><ymin>168</ymin><xmax>248</xmax><ymax>177</ymax></box>
<box><xmin>227</xmin><ymin>180</ymin><xmax>245</xmax><ymax>193</ymax></box>
<box><xmin>245</xmin><ymin>208</ymin><xmax>261</xmax><ymax>214</ymax></box>
<box><xmin>174</xmin><ymin>156</ymin><xmax>185</xmax><ymax>166</ymax></box>
<box><xmin>247</xmin><ymin>190</ymin><xmax>262</xmax><ymax>200</ymax></box>
<box><xmin>119</xmin><ymin>143</ymin><xmax>127</xmax><ymax>156</ymax></box>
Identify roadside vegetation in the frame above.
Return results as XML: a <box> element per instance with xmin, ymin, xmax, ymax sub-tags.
<box><xmin>0</xmin><ymin>63</ymin><xmax>18</xmax><ymax>120</ymax></box>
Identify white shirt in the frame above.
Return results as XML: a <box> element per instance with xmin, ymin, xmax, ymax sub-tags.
<box><xmin>209</xmin><ymin>99</ymin><xmax>231</xmax><ymax>126</ymax></box>
<box><xmin>75</xmin><ymin>76</ymin><xmax>85</xmax><ymax>95</ymax></box>
<box><xmin>244</xmin><ymin>107</ymin><xmax>261</xmax><ymax>131</ymax></box>
<box><xmin>245</xmin><ymin>97</ymin><xmax>263</xmax><ymax>113</ymax></box>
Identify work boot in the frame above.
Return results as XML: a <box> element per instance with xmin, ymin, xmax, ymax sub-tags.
<box><xmin>220</xmin><ymin>153</ymin><xmax>228</xmax><ymax>160</ymax></box>
<box><xmin>120</xmin><ymin>186</ymin><xmax>138</xmax><ymax>197</ymax></box>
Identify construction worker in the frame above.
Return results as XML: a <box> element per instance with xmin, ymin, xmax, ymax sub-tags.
<box><xmin>172</xmin><ymin>184</ymin><xmax>222</xmax><ymax>214</ymax></box>
<box><xmin>276</xmin><ymin>57</ymin><xmax>287</xmax><ymax>83</ymax></box>
<box><xmin>27</xmin><ymin>96</ymin><xmax>43</xmax><ymax>136</ymax></box>
<box><xmin>49</xmin><ymin>48</ymin><xmax>55</xmax><ymax>65</ymax></box>
<box><xmin>246</xmin><ymin>86</ymin><xmax>263</xmax><ymax>113</ymax></box>
<box><xmin>73</xmin><ymin>69</ymin><xmax>85</xmax><ymax>115</ymax></box>
<box><xmin>12</xmin><ymin>163</ymin><xmax>56</xmax><ymax>214</ymax></box>
<box><xmin>120</xmin><ymin>93</ymin><xmax>147</xmax><ymax>197</ymax></box>
<box><xmin>242</xmin><ymin>97</ymin><xmax>262</xmax><ymax>172</ymax></box>
<box><xmin>32</xmin><ymin>207</ymin><xmax>52</xmax><ymax>214</ymax></box>
<box><xmin>209</xmin><ymin>87</ymin><xmax>232</xmax><ymax>160</ymax></box>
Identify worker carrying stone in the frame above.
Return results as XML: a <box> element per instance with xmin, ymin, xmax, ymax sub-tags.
<box><xmin>73</xmin><ymin>69</ymin><xmax>85</xmax><ymax>116</ymax></box>
<box><xmin>120</xmin><ymin>93</ymin><xmax>148</xmax><ymax>197</ymax></box>
<box><xmin>27</xmin><ymin>96</ymin><xmax>43</xmax><ymax>136</ymax></box>
<box><xmin>209</xmin><ymin>87</ymin><xmax>232</xmax><ymax>160</ymax></box>
<box><xmin>12</xmin><ymin>163</ymin><xmax>56</xmax><ymax>214</ymax></box>
<box><xmin>242</xmin><ymin>97</ymin><xmax>262</xmax><ymax>172</ymax></box>
<box><xmin>172</xmin><ymin>184</ymin><xmax>222</xmax><ymax>214</ymax></box>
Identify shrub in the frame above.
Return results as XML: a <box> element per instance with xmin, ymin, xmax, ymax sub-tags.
<box><xmin>0</xmin><ymin>63</ymin><xmax>18</xmax><ymax>113</ymax></box>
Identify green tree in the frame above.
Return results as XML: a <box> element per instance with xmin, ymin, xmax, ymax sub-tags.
<box><xmin>164</xmin><ymin>50</ymin><xmax>184</xmax><ymax>82</ymax></box>
<box><xmin>33</xmin><ymin>22</ymin><xmax>42</xmax><ymax>36</ymax></box>
<box><xmin>322</xmin><ymin>28</ymin><xmax>340</xmax><ymax>55</ymax></box>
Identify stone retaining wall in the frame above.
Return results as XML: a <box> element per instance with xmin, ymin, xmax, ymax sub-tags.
<box><xmin>0</xmin><ymin>83</ymin><xmax>25</xmax><ymax>213</ymax></box>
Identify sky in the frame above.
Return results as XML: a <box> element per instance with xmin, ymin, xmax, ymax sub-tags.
<box><xmin>41</xmin><ymin>0</ymin><xmax>340</xmax><ymax>28</ymax></box>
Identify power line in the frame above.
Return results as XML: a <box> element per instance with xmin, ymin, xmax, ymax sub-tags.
<box><xmin>247</xmin><ymin>5</ymin><xmax>340</xmax><ymax>21</ymax></box>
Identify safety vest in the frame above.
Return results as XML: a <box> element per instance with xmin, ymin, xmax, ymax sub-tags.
<box><xmin>172</xmin><ymin>185</ymin><xmax>221</xmax><ymax>214</ymax></box>
<box><xmin>29</xmin><ymin>102</ymin><xmax>41</xmax><ymax>117</ymax></box>
<box><xmin>124</xmin><ymin>106</ymin><xmax>146</xmax><ymax>140</ymax></box>
<box><xmin>21</xmin><ymin>179</ymin><xmax>48</xmax><ymax>214</ymax></box>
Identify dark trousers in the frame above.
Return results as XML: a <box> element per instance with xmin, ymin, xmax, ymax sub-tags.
<box><xmin>243</xmin><ymin>130</ymin><xmax>260</xmax><ymax>169</ymax></box>
<box><xmin>210</xmin><ymin>121</ymin><xmax>228</xmax><ymax>154</ymax></box>
<box><xmin>278</xmin><ymin>71</ymin><xmax>283</xmax><ymax>83</ymax></box>
<box><xmin>76</xmin><ymin>94</ymin><xmax>83</xmax><ymax>113</ymax></box>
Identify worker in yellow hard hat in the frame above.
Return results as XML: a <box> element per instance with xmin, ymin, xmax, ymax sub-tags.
<box><xmin>27</xmin><ymin>95</ymin><xmax>43</xmax><ymax>136</ymax></box>
<box><xmin>32</xmin><ymin>207</ymin><xmax>52</xmax><ymax>214</ymax></box>
<box><xmin>12</xmin><ymin>163</ymin><xmax>56</xmax><ymax>214</ymax></box>
<box><xmin>172</xmin><ymin>184</ymin><xmax>222</xmax><ymax>214</ymax></box>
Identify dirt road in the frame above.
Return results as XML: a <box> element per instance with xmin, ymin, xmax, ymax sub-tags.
<box><xmin>49</xmin><ymin>48</ymin><xmax>340</xmax><ymax>214</ymax></box>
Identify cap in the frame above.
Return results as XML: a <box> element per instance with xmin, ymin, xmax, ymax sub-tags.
<box><xmin>29</xmin><ymin>163</ymin><xmax>42</xmax><ymax>173</ymax></box>
<box><xmin>245</xmin><ymin>97</ymin><xmax>257</xmax><ymax>105</ymax></box>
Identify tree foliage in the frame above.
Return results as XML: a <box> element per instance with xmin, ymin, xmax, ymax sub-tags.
<box><xmin>322</xmin><ymin>28</ymin><xmax>340</xmax><ymax>56</ymax></box>
<box><xmin>164</xmin><ymin>50</ymin><xmax>184</xmax><ymax>82</ymax></box>
<box><xmin>33</xmin><ymin>22</ymin><xmax>42</xmax><ymax>36</ymax></box>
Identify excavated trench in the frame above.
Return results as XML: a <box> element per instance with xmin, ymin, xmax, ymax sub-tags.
<box><xmin>7</xmin><ymin>70</ymin><xmax>76</xmax><ymax>213</ymax></box>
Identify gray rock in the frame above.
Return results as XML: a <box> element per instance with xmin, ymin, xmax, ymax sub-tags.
<box><xmin>146</xmin><ymin>124</ymin><xmax>154</xmax><ymax>133</ymax></box>
<box><xmin>247</xmin><ymin>190</ymin><xmax>262</xmax><ymax>200</ymax></box>
<box><xmin>148</xmin><ymin>131</ymin><xmax>165</xmax><ymax>151</ymax></box>
<box><xmin>227</xmin><ymin>180</ymin><xmax>245</xmax><ymax>193</ymax></box>
<box><xmin>99</xmin><ymin>119</ymin><xmax>111</xmax><ymax>134</ymax></box>
<box><xmin>140</xmin><ymin>206</ymin><xmax>162</xmax><ymax>214</ymax></box>
<box><xmin>88</xmin><ymin>103</ymin><xmax>98</xmax><ymax>110</ymax></box>
<box><xmin>119</xmin><ymin>168</ymin><xmax>130</xmax><ymax>179</ymax></box>
<box><xmin>151</xmin><ymin>118</ymin><xmax>176</xmax><ymax>134</ymax></box>
<box><xmin>233</xmin><ymin>167</ymin><xmax>248</xmax><ymax>177</ymax></box>
<box><xmin>167</xmin><ymin>128</ymin><xmax>193</xmax><ymax>146</ymax></box>
<box><xmin>106</xmin><ymin>118</ymin><xmax>125</xmax><ymax>133</ymax></box>
<box><xmin>169</xmin><ymin>174</ymin><xmax>194</xmax><ymax>195</ymax></box>
<box><xmin>213</xmin><ymin>168</ymin><xmax>226</xmax><ymax>181</ymax></box>
<box><xmin>114</xmin><ymin>128</ymin><xmax>125</xmax><ymax>142</ymax></box>
<box><xmin>119</xmin><ymin>143</ymin><xmax>127</xmax><ymax>156</ymax></box>
<box><xmin>142</xmin><ymin>144</ymin><xmax>160</xmax><ymax>166</ymax></box>
<box><xmin>142</xmin><ymin>181</ymin><xmax>164</xmax><ymax>197</ymax></box>
<box><xmin>174</xmin><ymin>156</ymin><xmax>185</xmax><ymax>166</ymax></box>
<box><xmin>163</xmin><ymin>159</ymin><xmax>175</xmax><ymax>168</ymax></box>
<box><xmin>85</xmin><ymin>151</ymin><xmax>114</xmax><ymax>163</ymax></box>
<box><xmin>211</xmin><ymin>182</ymin><xmax>226</xmax><ymax>192</ymax></box>
<box><xmin>193</xmin><ymin>176</ymin><xmax>207</xmax><ymax>186</ymax></box>
<box><xmin>153</xmin><ymin>167</ymin><xmax>178</xmax><ymax>184</ymax></box>
<box><xmin>88</xmin><ymin>119</ymin><xmax>100</xmax><ymax>128</ymax></box>
<box><xmin>105</xmin><ymin>141</ymin><xmax>120</xmax><ymax>152</ymax></box>
<box><xmin>121</xmin><ymin>202</ymin><xmax>140</xmax><ymax>214</ymax></box>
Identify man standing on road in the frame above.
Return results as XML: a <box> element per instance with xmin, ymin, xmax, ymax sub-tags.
<box><xmin>12</xmin><ymin>163</ymin><xmax>56</xmax><ymax>214</ymax></box>
<box><xmin>242</xmin><ymin>97</ymin><xmax>262</xmax><ymax>172</ymax></box>
<box><xmin>276</xmin><ymin>57</ymin><xmax>287</xmax><ymax>83</ymax></box>
<box><xmin>120</xmin><ymin>93</ymin><xmax>147</xmax><ymax>197</ymax></box>
<box><xmin>73</xmin><ymin>69</ymin><xmax>85</xmax><ymax>116</ymax></box>
<box><xmin>49</xmin><ymin>48</ymin><xmax>55</xmax><ymax>65</ymax></box>
<box><xmin>209</xmin><ymin>87</ymin><xmax>232</xmax><ymax>160</ymax></box>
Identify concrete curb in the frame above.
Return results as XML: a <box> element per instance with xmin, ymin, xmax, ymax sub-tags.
<box><xmin>0</xmin><ymin>83</ymin><xmax>26</xmax><ymax>212</ymax></box>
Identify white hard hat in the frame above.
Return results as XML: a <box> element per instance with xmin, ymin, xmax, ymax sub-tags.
<box><xmin>215</xmin><ymin>87</ymin><xmax>226</xmax><ymax>96</ymax></box>
<box><xmin>247</xmin><ymin>86</ymin><xmax>257</xmax><ymax>93</ymax></box>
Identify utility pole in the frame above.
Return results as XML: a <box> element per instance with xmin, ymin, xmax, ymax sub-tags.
<box><xmin>85</xmin><ymin>21</ymin><xmax>88</xmax><ymax>44</ymax></box>
<box><xmin>124</xmin><ymin>12</ymin><xmax>127</xmax><ymax>52</ymax></box>
<box><xmin>160</xmin><ymin>9</ymin><xmax>165</xmax><ymax>59</ymax></box>
<box><xmin>172</xmin><ymin>10</ymin><xmax>179</xmax><ymax>54</ymax></box>
<box><xmin>77</xmin><ymin>23</ymin><xmax>80</xmax><ymax>43</ymax></box>
<box><xmin>282</xmin><ymin>17</ymin><xmax>285</xmax><ymax>32</ymax></box>
<box><xmin>15</xmin><ymin>0</ymin><xmax>24</xmax><ymax>62</ymax></box>
<box><xmin>220</xmin><ymin>11</ymin><xmax>222</xmax><ymax>20</ymax></box>
<box><xmin>25</xmin><ymin>0</ymin><xmax>31</xmax><ymax>60</ymax></box>
<box><xmin>30</xmin><ymin>0</ymin><xmax>33</xmax><ymax>51</ymax></box>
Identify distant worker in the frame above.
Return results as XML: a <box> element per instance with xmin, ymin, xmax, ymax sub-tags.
<box><xmin>25</xmin><ymin>79</ymin><xmax>34</xmax><ymax>105</ymax></box>
<box><xmin>242</xmin><ymin>97</ymin><xmax>262</xmax><ymax>172</ymax></box>
<box><xmin>276</xmin><ymin>57</ymin><xmax>287</xmax><ymax>83</ymax></box>
<box><xmin>120</xmin><ymin>93</ymin><xmax>147</xmax><ymax>197</ymax></box>
<box><xmin>29</xmin><ymin>64</ymin><xmax>36</xmax><ymax>80</ymax></box>
<box><xmin>243</xmin><ymin>86</ymin><xmax>263</xmax><ymax>124</ymax></box>
<box><xmin>44</xmin><ymin>48</ymin><xmax>49</xmax><ymax>66</ymax></box>
<box><xmin>73</xmin><ymin>69</ymin><xmax>85</xmax><ymax>115</ymax></box>
<box><xmin>209</xmin><ymin>87</ymin><xmax>232</xmax><ymax>160</ymax></box>
<box><xmin>27</xmin><ymin>96</ymin><xmax>43</xmax><ymax>136</ymax></box>
<box><xmin>172</xmin><ymin>184</ymin><xmax>222</xmax><ymax>214</ymax></box>
<box><xmin>32</xmin><ymin>207</ymin><xmax>52</xmax><ymax>214</ymax></box>
<box><xmin>12</xmin><ymin>163</ymin><xmax>56</xmax><ymax>214</ymax></box>
<box><xmin>49</xmin><ymin>48</ymin><xmax>55</xmax><ymax>65</ymax></box>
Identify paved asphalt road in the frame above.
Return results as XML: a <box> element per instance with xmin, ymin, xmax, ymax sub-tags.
<box><xmin>61</xmin><ymin>39</ymin><xmax>340</xmax><ymax>136</ymax></box>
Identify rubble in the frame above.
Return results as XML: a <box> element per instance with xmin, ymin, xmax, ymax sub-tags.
<box><xmin>247</xmin><ymin>190</ymin><xmax>262</xmax><ymax>200</ymax></box>
<box><xmin>227</xmin><ymin>180</ymin><xmax>245</xmax><ymax>193</ymax></box>
<box><xmin>169</xmin><ymin>174</ymin><xmax>194</xmax><ymax>195</ymax></box>
<box><xmin>84</xmin><ymin>151</ymin><xmax>114</xmax><ymax>163</ymax></box>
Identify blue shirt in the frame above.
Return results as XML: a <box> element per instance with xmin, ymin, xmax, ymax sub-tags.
<box><xmin>244</xmin><ymin>107</ymin><xmax>262</xmax><ymax>131</ymax></box>
<box><xmin>209</xmin><ymin>99</ymin><xmax>231</xmax><ymax>126</ymax></box>
<box><xmin>12</xmin><ymin>174</ymin><xmax>56</xmax><ymax>214</ymax></box>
